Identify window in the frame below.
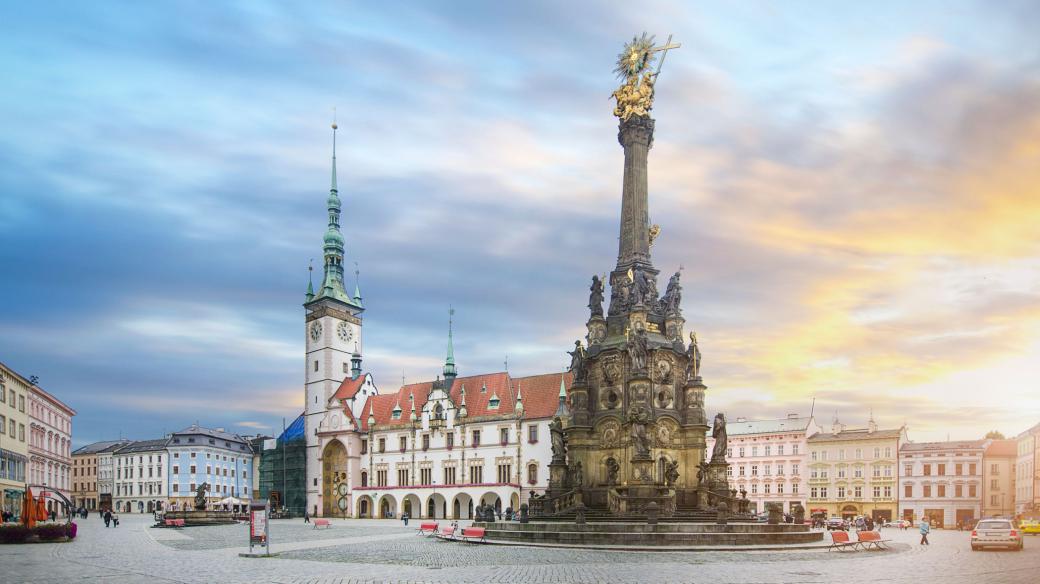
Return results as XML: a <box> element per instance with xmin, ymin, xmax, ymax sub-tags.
<box><xmin>376</xmin><ymin>470</ymin><xmax>387</xmax><ymax>487</ymax></box>
<box><xmin>873</xmin><ymin>466</ymin><xmax>881</xmax><ymax>478</ymax></box>
<box><xmin>885</xmin><ymin>447</ymin><xmax>891</xmax><ymax>457</ymax></box>
<box><xmin>751</xmin><ymin>484</ymin><xmax>758</xmax><ymax>494</ymax></box>
<box><xmin>764</xmin><ymin>483</ymin><xmax>771</xmax><ymax>495</ymax></box>
<box><xmin>811</xmin><ymin>451</ymin><xmax>817</xmax><ymax>461</ymax></box>
<box><xmin>422</xmin><ymin>434</ymin><xmax>430</xmax><ymax>451</ymax></box>
<box><xmin>764</xmin><ymin>445</ymin><xmax>771</xmax><ymax>456</ymax></box>
<box><xmin>500</xmin><ymin>428</ymin><xmax>509</xmax><ymax>444</ymax></box>
<box><xmin>873</xmin><ymin>486</ymin><xmax>881</xmax><ymax>498</ymax></box>
<box><xmin>446</xmin><ymin>433</ymin><xmax>455</xmax><ymax>449</ymax></box>
<box><xmin>752</xmin><ymin>446</ymin><xmax>758</xmax><ymax>457</ymax></box>
<box><xmin>855</xmin><ymin>448</ymin><xmax>861</xmax><ymax>459</ymax></box>
<box><xmin>792</xmin><ymin>463</ymin><xmax>799</xmax><ymax>475</ymax></box>
<box><xmin>839</xmin><ymin>449</ymin><xmax>845</xmax><ymax>460</ymax></box>
<box><xmin>190</xmin><ymin>482</ymin><xmax>196</xmax><ymax>493</ymax></box>
<box><xmin>190</xmin><ymin>465</ymin><xmax>196</xmax><ymax>474</ymax></box>
<box><xmin>837</xmin><ymin>467</ymin><xmax>846</xmax><ymax>479</ymax></box>
<box><xmin>751</xmin><ymin>465</ymin><xmax>758</xmax><ymax>476</ymax></box>
<box><xmin>821</xmin><ymin>451</ymin><xmax>827</xmax><ymax>461</ymax></box>
<box><xmin>820</xmin><ymin>487</ymin><xmax>827</xmax><ymax>498</ymax></box>
<box><xmin>792</xmin><ymin>444</ymin><xmax>798</xmax><ymax>455</ymax></box>
<box><xmin>873</xmin><ymin>447</ymin><xmax>880</xmax><ymax>458</ymax></box>
<box><xmin>444</xmin><ymin>467</ymin><xmax>456</xmax><ymax>485</ymax></box>
<box><xmin>497</xmin><ymin>463</ymin><xmax>512</xmax><ymax>483</ymax></box>
<box><xmin>904</xmin><ymin>464</ymin><xmax>912</xmax><ymax>476</ymax></box>
<box><xmin>777</xmin><ymin>482</ymin><xmax>784</xmax><ymax>494</ymax></box>
<box><xmin>360</xmin><ymin>471</ymin><xmax>368</xmax><ymax>487</ymax></box>
<box><xmin>528</xmin><ymin>425</ymin><xmax>538</xmax><ymax>443</ymax></box>
<box><xmin>969</xmin><ymin>463</ymin><xmax>977</xmax><ymax>475</ymax></box>
<box><xmin>990</xmin><ymin>478</ymin><xmax>999</xmax><ymax>490</ymax></box>
<box><xmin>969</xmin><ymin>484</ymin><xmax>977</xmax><ymax>497</ymax></box>
<box><xmin>923</xmin><ymin>464</ymin><xmax>931</xmax><ymax>476</ymax></box>
<box><xmin>938</xmin><ymin>463</ymin><xmax>946</xmax><ymax>476</ymax></box>
<box><xmin>955</xmin><ymin>484</ymin><xmax>963</xmax><ymax>497</ymax></box>
<box><xmin>778</xmin><ymin>445</ymin><xmax>784</xmax><ymax>455</ymax></box>
<box><xmin>472</xmin><ymin>430</ymin><xmax>481</xmax><ymax>447</ymax></box>
<box><xmin>314</xmin><ymin>360</ymin><xmax>318</xmax><ymax>371</ymax></box>
<box><xmin>739</xmin><ymin>447</ymin><xmax>745</xmax><ymax>457</ymax></box>
<box><xmin>955</xmin><ymin>463</ymin><xmax>963</xmax><ymax>476</ymax></box>
<box><xmin>469</xmin><ymin>464</ymin><xmax>483</xmax><ymax>484</ymax></box>
<box><xmin>420</xmin><ymin>468</ymin><xmax>432</xmax><ymax>485</ymax></box>
<box><xmin>837</xmin><ymin>486</ymin><xmax>845</xmax><ymax>499</ymax></box>
<box><xmin>18</xmin><ymin>395</ymin><xmax>24</xmax><ymax>412</ymax></box>
<box><xmin>937</xmin><ymin>484</ymin><xmax>945</xmax><ymax>497</ymax></box>
<box><xmin>991</xmin><ymin>463</ymin><xmax>999</xmax><ymax>475</ymax></box>
<box><xmin>190</xmin><ymin>452</ymin><xmax>196</xmax><ymax>458</ymax></box>
<box><xmin>528</xmin><ymin>463</ymin><xmax>538</xmax><ymax>484</ymax></box>
<box><xmin>854</xmin><ymin>468</ymin><xmax>862</xmax><ymax>479</ymax></box>
<box><xmin>792</xmin><ymin>483</ymin><xmax>798</xmax><ymax>494</ymax></box>
<box><xmin>361</xmin><ymin>440</ymin><xmax>368</xmax><ymax>454</ymax></box>
<box><xmin>777</xmin><ymin>464</ymin><xmax>785</xmax><ymax>476</ymax></box>
<box><xmin>0</xmin><ymin>415</ymin><xmax>5</xmax><ymax>434</ymax></box>
<box><xmin>488</xmin><ymin>396</ymin><xmax>500</xmax><ymax>409</ymax></box>
<box><xmin>378</xmin><ymin>438</ymin><xmax>385</xmax><ymax>453</ymax></box>
<box><xmin>764</xmin><ymin>464</ymin><xmax>771</xmax><ymax>475</ymax></box>
<box><xmin>923</xmin><ymin>485</ymin><xmax>931</xmax><ymax>497</ymax></box>
<box><xmin>739</xmin><ymin>466</ymin><xmax>745</xmax><ymax>477</ymax></box>
<box><xmin>811</xmin><ymin>487</ymin><xmax>818</xmax><ymax>498</ymax></box>
<box><xmin>399</xmin><ymin>436</ymin><xmax>407</xmax><ymax>452</ymax></box>
<box><xmin>884</xmin><ymin>486</ymin><xmax>892</xmax><ymax>498</ymax></box>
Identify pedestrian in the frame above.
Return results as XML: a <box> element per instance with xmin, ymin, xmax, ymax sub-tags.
<box><xmin>402</xmin><ymin>511</ymin><xmax>410</xmax><ymax>526</ymax></box>
<box><xmin>104</xmin><ymin>509</ymin><xmax>112</xmax><ymax>527</ymax></box>
<box><xmin>304</xmin><ymin>509</ymin><xmax>310</xmax><ymax>524</ymax></box>
<box><xmin>919</xmin><ymin>516</ymin><xmax>930</xmax><ymax>545</ymax></box>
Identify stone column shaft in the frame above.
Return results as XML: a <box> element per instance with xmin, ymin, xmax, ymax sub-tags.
<box><xmin>616</xmin><ymin>115</ymin><xmax>655</xmax><ymax>269</ymax></box>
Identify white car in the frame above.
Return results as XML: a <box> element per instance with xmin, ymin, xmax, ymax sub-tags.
<box><xmin>971</xmin><ymin>519</ymin><xmax>1024</xmax><ymax>551</ymax></box>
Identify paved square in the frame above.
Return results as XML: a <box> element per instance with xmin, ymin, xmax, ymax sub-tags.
<box><xmin>2</xmin><ymin>515</ymin><xmax>1038</xmax><ymax>583</ymax></box>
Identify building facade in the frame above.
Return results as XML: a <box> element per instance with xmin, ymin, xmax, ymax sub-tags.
<box><xmin>260</xmin><ymin>414</ymin><xmax>307</xmax><ymax>515</ymax></box>
<box><xmin>899</xmin><ymin>440</ymin><xmax>985</xmax><ymax>528</ymax></box>
<box><xmin>806</xmin><ymin>419</ymin><xmax>905</xmax><ymax>522</ymax></box>
<box><xmin>982</xmin><ymin>439</ymin><xmax>1017</xmax><ymax>519</ymax></box>
<box><xmin>352</xmin><ymin>369</ymin><xmax>565</xmax><ymax>520</ymax></box>
<box><xmin>112</xmin><ymin>439</ymin><xmax>168</xmax><ymax>513</ymax></box>
<box><xmin>71</xmin><ymin>440</ymin><xmax>127</xmax><ymax>511</ymax></box>
<box><xmin>27</xmin><ymin>381</ymin><xmax>76</xmax><ymax>515</ymax></box>
<box><xmin>167</xmin><ymin>425</ymin><xmax>253</xmax><ymax>509</ymax></box>
<box><xmin>1015</xmin><ymin>423</ymin><xmax>1040</xmax><ymax>518</ymax></box>
<box><xmin>96</xmin><ymin>440</ymin><xmax>128</xmax><ymax>511</ymax></box>
<box><xmin>707</xmin><ymin>415</ymin><xmax>821</xmax><ymax>514</ymax></box>
<box><xmin>0</xmin><ymin>363</ymin><xmax>31</xmax><ymax>519</ymax></box>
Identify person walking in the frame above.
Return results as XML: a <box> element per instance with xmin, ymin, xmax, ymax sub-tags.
<box><xmin>919</xmin><ymin>516</ymin><xmax>930</xmax><ymax>545</ymax></box>
<box><xmin>103</xmin><ymin>509</ymin><xmax>112</xmax><ymax>528</ymax></box>
<box><xmin>401</xmin><ymin>511</ymin><xmax>410</xmax><ymax>527</ymax></box>
<box><xmin>304</xmin><ymin>509</ymin><xmax>310</xmax><ymax>524</ymax></box>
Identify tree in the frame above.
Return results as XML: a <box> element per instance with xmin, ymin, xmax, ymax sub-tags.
<box><xmin>985</xmin><ymin>430</ymin><xmax>1006</xmax><ymax>440</ymax></box>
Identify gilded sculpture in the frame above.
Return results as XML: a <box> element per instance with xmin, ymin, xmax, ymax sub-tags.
<box><xmin>612</xmin><ymin>33</ymin><xmax>681</xmax><ymax>121</ymax></box>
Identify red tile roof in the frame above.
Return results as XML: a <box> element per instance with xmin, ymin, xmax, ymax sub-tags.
<box><xmin>359</xmin><ymin>371</ymin><xmax>573</xmax><ymax>430</ymax></box>
<box><xmin>984</xmin><ymin>439</ymin><xmax>1017</xmax><ymax>457</ymax></box>
<box><xmin>331</xmin><ymin>373</ymin><xmax>369</xmax><ymax>402</ymax></box>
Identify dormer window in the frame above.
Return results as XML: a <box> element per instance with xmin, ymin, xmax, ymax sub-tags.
<box><xmin>391</xmin><ymin>405</ymin><xmax>402</xmax><ymax>420</ymax></box>
<box><xmin>480</xmin><ymin>383</ymin><xmax>487</xmax><ymax>393</ymax></box>
<box><xmin>488</xmin><ymin>396</ymin><xmax>500</xmax><ymax>409</ymax></box>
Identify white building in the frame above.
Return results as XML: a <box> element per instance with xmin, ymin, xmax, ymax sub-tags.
<box><xmin>353</xmin><ymin>368</ymin><xmax>566</xmax><ymax>520</ymax></box>
<box><xmin>113</xmin><ymin>439</ymin><xmax>169</xmax><ymax>513</ymax></box>
<box><xmin>707</xmin><ymin>414</ymin><xmax>821</xmax><ymax>514</ymax></box>
<box><xmin>96</xmin><ymin>440</ymin><xmax>129</xmax><ymax>511</ymax></box>
<box><xmin>1015</xmin><ymin>423</ymin><xmax>1040</xmax><ymax>517</ymax></box>
<box><xmin>899</xmin><ymin>440</ymin><xmax>985</xmax><ymax>528</ymax></box>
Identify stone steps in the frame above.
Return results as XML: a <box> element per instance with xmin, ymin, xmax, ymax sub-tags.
<box><xmin>479</xmin><ymin>522</ymin><xmax>823</xmax><ymax>546</ymax></box>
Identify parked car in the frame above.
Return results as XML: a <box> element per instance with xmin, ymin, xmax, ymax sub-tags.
<box><xmin>1021</xmin><ymin>520</ymin><xmax>1040</xmax><ymax>535</ymax></box>
<box><xmin>888</xmin><ymin>519</ymin><xmax>911</xmax><ymax>529</ymax></box>
<box><xmin>826</xmin><ymin>517</ymin><xmax>847</xmax><ymax>531</ymax></box>
<box><xmin>971</xmin><ymin>519</ymin><xmax>1024</xmax><ymax>551</ymax></box>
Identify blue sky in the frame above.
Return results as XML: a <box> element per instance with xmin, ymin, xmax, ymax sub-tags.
<box><xmin>2</xmin><ymin>1</ymin><xmax>1038</xmax><ymax>445</ymax></box>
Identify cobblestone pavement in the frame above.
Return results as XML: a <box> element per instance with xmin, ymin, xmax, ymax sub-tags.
<box><xmin>2</xmin><ymin>514</ymin><xmax>1038</xmax><ymax>583</ymax></box>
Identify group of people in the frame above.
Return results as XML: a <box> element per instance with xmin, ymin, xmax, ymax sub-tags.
<box><xmin>101</xmin><ymin>508</ymin><xmax>120</xmax><ymax>527</ymax></box>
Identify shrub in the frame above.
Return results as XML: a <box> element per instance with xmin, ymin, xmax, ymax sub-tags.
<box><xmin>0</xmin><ymin>525</ymin><xmax>31</xmax><ymax>544</ymax></box>
<box><xmin>33</xmin><ymin>523</ymin><xmax>70</xmax><ymax>541</ymax></box>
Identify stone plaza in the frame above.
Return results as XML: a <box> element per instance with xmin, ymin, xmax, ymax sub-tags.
<box><xmin>3</xmin><ymin>514</ymin><xmax>1039</xmax><ymax>583</ymax></box>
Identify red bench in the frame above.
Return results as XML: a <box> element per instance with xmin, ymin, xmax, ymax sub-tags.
<box><xmin>312</xmin><ymin>519</ymin><xmax>331</xmax><ymax>529</ymax></box>
<box><xmin>417</xmin><ymin>522</ymin><xmax>438</xmax><ymax>535</ymax></box>
<box><xmin>164</xmin><ymin>519</ymin><xmax>185</xmax><ymax>528</ymax></box>
<box><xmin>460</xmin><ymin>526</ymin><xmax>486</xmax><ymax>543</ymax></box>
<box><xmin>828</xmin><ymin>530</ymin><xmax>858</xmax><ymax>551</ymax></box>
<box><xmin>435</xmin><ymin>525</ymin><xmax>457</xmax><ymax>540</ymax></box>
<box><xmin>856</xmin><ymin>531</ymin><xmax>890</xmax><ymax>550</ymax></box>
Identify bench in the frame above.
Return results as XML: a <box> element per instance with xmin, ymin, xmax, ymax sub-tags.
<box><xmin>417</xmin><ymin>522</ymin><xmax>438</xmax><ymax>536</ymax></box>
<box><xmin>435</xmin><ymin>525</ymin><xmax>457</xmax><ymax>541</ymax></box>
<box><xmin>312</xmin><ymin>519</ymin><xmax>331</xmax><ymax>529</ymax></box>
<box><xmin>459</xmin><ymin>526</ymin><xmax>486</xmax><ymax>543</ymax></box>
<box><xmin>164</xmin><ymin>519</ymin><xmax>185</xmax><ymax>528</ymax></box>
<box><xmin>827</xmin><ymin>530</ymin><xmax>858</xmax><ymax>551</ymax></box>
<box><xmin>856</xmin><ymin>531</ymin><xmax>890</xmax><ymax>550</ymax></box>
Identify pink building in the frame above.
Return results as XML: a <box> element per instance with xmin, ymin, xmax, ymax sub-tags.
<box><xmin>707</xmin><ymin>414</ymin><xmax>821</xmax><ymax>514</ymax></box>
<box><xmin>28</xmin><ymin>383</ymin><xmax>76</xmax><ymax>515</ymax></box>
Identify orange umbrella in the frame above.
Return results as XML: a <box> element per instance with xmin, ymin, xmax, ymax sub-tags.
<box><xmin>36</xmin><ymin>496</ymin><xmax>47</xmax><ymax>521</ymax></box>
<box><xmin>22</xmin><ymin>488</ymin><xmax>35</xmax><ymax>528</ymax></box>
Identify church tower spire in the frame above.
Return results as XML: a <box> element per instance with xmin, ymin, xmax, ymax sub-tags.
<box><xmin>443</xmin><ymin>307</ymin><xmax>457</xmax><ymax>382</ymax></box>
<box><xmin>312</xmin><ymin>120</ymin><xmax>356</xmax><ymax>305</ymax></box>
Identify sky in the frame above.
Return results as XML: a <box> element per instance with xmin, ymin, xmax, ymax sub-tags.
<box><xmin>1</xmin><ymin>1</ymin><xmax>1038</xmax><ymax>446</ymax></box>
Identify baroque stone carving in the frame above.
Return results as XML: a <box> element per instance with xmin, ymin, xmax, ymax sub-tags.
<box><xmin>600</xmin><ymin>388</ymin><xmax>621</xmax><ymax>410</ymax></box>
<box><xmin>664</xmin><ymin>460</ymin><xmax>680</xmax><ymax>486</ymax></box>
<box><xmin>550</xmin><ymin>417</ymin><xmax>567</xmax><ymax>462</ymax></box>
<box><xmin>568</xmin><ymin>340</ymin><xmax>588</xmax><ymax>382</ymax></box>
<box><xmin>629</xmin><ymin>381</ymin><xmax>649</xmax><ymax>403</ymax></box>
<box><xmin>655</xmin><ymin>423</ymin><xmax>672</xmax><ymax>447</ymax></box>
<box><xmin>654</xmin><ymin>355</ymin><xmax>673</xmax><ymax>384</ymax></box>
<box><xmin>628</xmin><ymin>406</ymin><xmax>651</xmax><ymax>458</ymax></box>
<box><xmin>571</xmin><ymin>390</ymin><xmax>588</xmax><ymax>411</ymax></box>
<box><xmin>628</xmin><ymin>327</ymin><xmax>649</xmax><ymax>374</ymax></box>
<box><xmin>606</xmin><ymin>457</ymin><xmax>620</xmax><ymax>485</ymax></box>
<box><xmin>662</xmin><ymin>271</ymin><xmax>682</xmax><ymax>315</ymax></box>
<box><xmin>588</xmin><ymin>275</ymin><xmax>605</xmax><ymax>318</ymax></box>
<box><xmin>602</xmin><ymin>357</ymin><xmax>622</xmax><ymax>385</ymax></box>
<box><xmin>599</xmin><ymin>420</ymin><xmax>621</xmax><ymax>448</ymax></box>
<box><xmin>710</xmin><ymin>413</ymin><xmax>728</xmax><ymax>463</ymax></box>
<box><xmin>654</xmin><ymin>386</ymin><xmax>674</xmax><ymax>409</ymax></box>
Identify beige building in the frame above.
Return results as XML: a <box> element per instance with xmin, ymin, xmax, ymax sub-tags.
<box><xmin>899</xmin><ymin>439</ymin><xmax>985</xmax><ymax>528</ymax></box>
<box><xmin>0</xmin><ymin>362</ymin><xmax>31</xmax><ymax>519</ymax></box>
<box><xmin>72</xmin><ymin>440</ymin><xmax>128</xmax><ymax>511</ymax></box>
<box><xmin>1015</xmin><ymin>423</ymin><xmax>1040</xmax><ymax>518</ymax></box>
<box><xmin>982</xmin><ymin>439</ymin><xmax>1016</xmax><ymax>519</ymax></box>
<box><xmin>806</xmin><ymin>418</ymin><xmax>906</xmax><ymax>522</ymax></box>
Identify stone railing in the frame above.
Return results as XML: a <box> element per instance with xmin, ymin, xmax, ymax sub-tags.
<box><xmin>607</xmin><ymin>487</ymin><xmax>676</xmax><ymax>517</ymax></box>
<box><xmin>528</xmin><ymin>489</ymin><xmax>581</xmax><ymax>518</ymax></box>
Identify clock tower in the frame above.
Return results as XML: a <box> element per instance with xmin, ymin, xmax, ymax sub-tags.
<box><xmin>304</xmin><ymin>121</ymin><xmax>365</xmax><ymax>516</ymax></box>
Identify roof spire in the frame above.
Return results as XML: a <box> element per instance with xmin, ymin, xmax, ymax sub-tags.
<box><xmin>305</xmin><ymin>259</ymin><xmax>315</xmax><ymax>301</ymax></box>
<box><xmin>353</xmin><ymin>261</ymin><xmax>363</xmax><ymax>306</ymax></box>
<box><xmin>310</xmin><ymin>116</ymin><xmax>357</xmax><ymax>307</ymax></box>
<box><xmin>443</xmin><ymin>306</ymin><xmax>457</xmax><ymax>381</ymax></box>
<box><xmin>555</xmin><ymin>373</ymin><xmax>569</xmax><ymax>418</ymax></box>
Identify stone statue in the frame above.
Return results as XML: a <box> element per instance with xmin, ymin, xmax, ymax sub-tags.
<box><xmin>549</xmin><ymin>417</ymin><xmax>566</xmax><ymax>461</ymax></box>
<box><xmin>664</xmin><ymin>460</ymin><xmax>680</xmax><ymax>486</ymax></box>
<box><xmin>606</xmin><ymin>458</ymin><xmax>620</xmax><ymax>486</ymax></box>
<box><xmin>568</xmin><ymin>340</ymin><xmax>588</xmax><ymax>382</ymax></box>
<box><xmin>791</xmin><ymin>502</ymin><xmax>805</xmax><ymax>524</ymax></box>
<box><xmin>663</xmin><ymin>271</ymin><xmax>682</xmax><ymax>314</ymax></box>
<box><xmin>588</xmin><ymin>275</ymin><xmax>604</xmax><ymax>318</ymax></box>
<box><xmin>628</xmin><ymin>326</ymin><xmax>649</xmax><ymax>374</ymax></box>
<box><xmin>628</xmin><ymin>407</ymin><xmax>651</xmax><ymax>458</ymax></box>
<box><xmin>633</xmin><ymin>268</ymin><xmax>650</xmax><ymax>305</ymax></box>
<box><xmin>710</xmin><ymin>413</ymin><xmax>727</xmax><ymax>462</ymax></box>
<box><xmin>685</xmin><ymin>332</ymin><xmax>701</xmax><ymax>381</ymax></box>
<box><xmin>570</xmin><ymin>461</ymin><xmax>584</xmax><ymax>489</ymax></box>
<box><xmin>194</xmin><ymin>482</ymin><xmax>210</xmax><ymax>511</ymax></box>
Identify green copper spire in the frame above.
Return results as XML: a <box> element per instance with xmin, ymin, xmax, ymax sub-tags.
<box><xmin>443</xmin><ymin>307</ymin><xmax>457</xmax><ymax>381</ymax></box>
<box><xmin>352</xmin><ymin>262</ymin><xmax>363</xmax><ymax>307</ymax></box>
<box><xmin>305</xmin><ymin>260</ymin><xmax>315</xmax><ymax>301</ymax></box>
<box><xmin>310</xmin><ymin>120</ymin><xmax>358</xmax><ymax>307</ymax></box>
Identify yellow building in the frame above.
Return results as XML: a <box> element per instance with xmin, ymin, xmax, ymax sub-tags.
<box><xmin>806</xmin><ymin>419</ymin><xmax>906</xmax><ymax>522</ymax></box>
<box><xmin>0</xmin><ymin>362</ymin><xmax>32</xmax><ymax>519</ymax></box>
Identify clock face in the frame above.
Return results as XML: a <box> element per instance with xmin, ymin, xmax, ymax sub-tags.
<box><xmin>337</xmin><ymin>322</ymin><xmax>353</xmax><ymax>343</ymax></box>
<box><xmin>310</xmin><ymin>321</ymin><xmax>323</xmax><ymax>342</ymax></box>
<box><xmin>337</xmin><ymin>483</ymin><xmax>349</xmax><ymax>496</ymax></box>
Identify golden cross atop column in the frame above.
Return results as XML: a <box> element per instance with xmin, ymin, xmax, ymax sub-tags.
<box><xmin>612</xmin><ymin>33</ymin><xmax>681</xmax><ymax>120</ymax></box>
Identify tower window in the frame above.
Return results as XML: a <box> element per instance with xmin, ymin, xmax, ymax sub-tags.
<box><xmin>314</xmin><ymin>360</ymin><xmax>319</xmax><ymax>372</ymax></box>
